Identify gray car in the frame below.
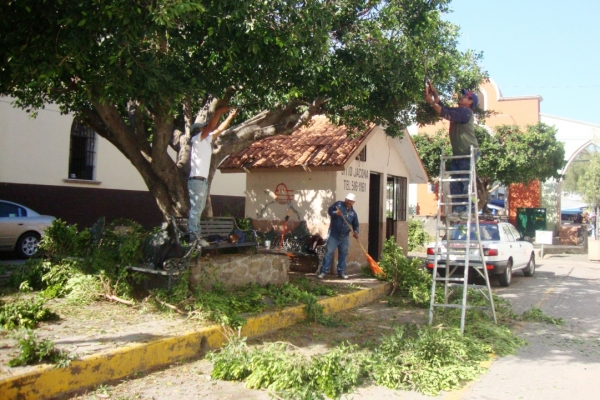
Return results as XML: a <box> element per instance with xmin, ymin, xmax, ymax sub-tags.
<box><xmin>0</xmin><ymin>200</ymin><xmax>55</xmax><ymax>258</ymax></box>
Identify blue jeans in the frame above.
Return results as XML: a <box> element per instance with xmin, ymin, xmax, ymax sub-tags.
<box><xmin>188</xmin><ymin>179</ymin><xmax>208</xmax><ymax>235</ymax></box>
<box><xmin>449</xmin><ymin>152</ymin><xmax>480</xmax><ymax>213</ymax></box>
<box><xmin>320</xmin><ymin>235</ymin><xmax>350</xmax><ymax>276</ymax></box>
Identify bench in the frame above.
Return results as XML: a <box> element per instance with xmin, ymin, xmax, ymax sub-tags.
<box><xmin>199</xmin><ymin>216</ymin><xmax>258</xmax><ymax>251</ymax></box>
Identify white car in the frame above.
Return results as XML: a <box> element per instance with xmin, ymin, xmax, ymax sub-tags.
<box><xmin>0</xmin><ymin>200</ymin><xmax>55</xmax><ymax>258</ymax></box>
<box><xmin>426</xmin><ymin>221</ymin><xmax>535</xmax><ymax>287</ymax></box>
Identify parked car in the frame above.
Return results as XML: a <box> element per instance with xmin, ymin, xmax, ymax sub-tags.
<box><xmin>0</xmin><ymin>200</ymin><xmax>55</xmax><ymax>258</ymax></box>
<box><xmin>425</xmin><ymin>221</ymin><xmax>535</xmax><ymax>287</ymax></box>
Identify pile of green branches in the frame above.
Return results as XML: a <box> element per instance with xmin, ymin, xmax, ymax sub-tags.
<box><xmin>8</xmin><ymin>219</ymin><xmax>147</xmax><ymax>304</ymax></box>
<box><xmin>153</xmin><ymin>274</ymin><xmax>339</xmax><ymax>329</ymax></box>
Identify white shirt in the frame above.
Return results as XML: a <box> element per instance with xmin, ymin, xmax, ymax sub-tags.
<box><xmin>190</xmin><ymin>132</ymin><xmax>213</xmax><ymax>178</ymax></box>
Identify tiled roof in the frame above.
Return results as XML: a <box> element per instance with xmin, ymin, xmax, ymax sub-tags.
<box><xmin>219</xmin><ymin>116</ymin><xmax>375</xmax><ymax>172</ymax></box>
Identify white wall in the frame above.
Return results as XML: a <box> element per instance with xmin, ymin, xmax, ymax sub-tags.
<box><xmin>0</xmin><ymin>97</ymin><xmax>246</xmax><ymax>197</ymax></box>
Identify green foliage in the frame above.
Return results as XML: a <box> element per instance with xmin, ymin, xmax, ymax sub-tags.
<box><xmin>577</xmin><ymin>151</ymin><xmax>600</xmax><ymax>207</ymax></box>
<box><xmin>38</xmin><ymin>219</ymin><xmax>91</xmax><ymax>259</ymax></box>
<box><xmin>518</xmin><ymin>307</ymin><xmax>565</xmax><ymax>326</ymax></box>
<box><xmin>371</xmin><ymin>325</ymin><xmax>489</xmax><ymax>395</ymax></box>
<box><xmin>208</xmin><ymin>317</ymin><xmax>522</xmax><ymax>398</ymax></box>
<box><xmin>13</xmin><ymin>220</ymin><xmax>147</xmax><ymax>303</ymax></box>
<box><xmin>0</xmin><ymin>0</ymin><xmax>487</xmax><ymax>222</ymax></box>
<box><xmin>379</xmin><ymin>237</ymin><xmax>433</xmax><ymax>305</ymax></box>
<box><xmin>408</xmin><ymin>219</ymin><xmax>430</xmax><ymax>251</ymax></box>
<box><xmin>0</xmin><ymin>298</ymin><xmax>59</xmax><ymax>330</ymax></box>
<box><xmin>7</xmin><ymin>330</ymin><xmax>73</xmax><ymax>368</ymax></box>
<box><xmin>155</xmin><ymin>275</ymin><xmax>339</xmax><ymax>329</ymax></box>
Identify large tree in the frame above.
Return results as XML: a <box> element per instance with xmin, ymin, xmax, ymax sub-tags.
<box><xmin>1</xmin><ymin>0</ymin><xmax>485</xmax><ymax>225</ymax></box>
<box><xmin>413</xmin><ymin>123</ymin><xmax>566</xmax><ymax>211</ymax></box>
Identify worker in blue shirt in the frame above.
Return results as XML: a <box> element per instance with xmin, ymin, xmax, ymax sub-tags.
<box><xmin>317</xmin><ymin>193</ymin><xmax>359</xmax><ymax>280</ymax></box>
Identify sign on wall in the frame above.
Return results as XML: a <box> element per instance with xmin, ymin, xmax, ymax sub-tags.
<box><xmin>341</xmin><ymin>166</ymin><xmax>369</xmax><ymax>193</ymax></box>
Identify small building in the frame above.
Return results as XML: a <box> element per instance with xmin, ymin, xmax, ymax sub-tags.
<box><xmin>219</xmin><ymin>116</ymin><xmax>428</xmax><ymax>264</ymax></box>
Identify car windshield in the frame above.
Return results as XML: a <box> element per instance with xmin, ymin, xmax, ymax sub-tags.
<box><xmin>445</xmin><ymin>224</ymin><xmax>500</xmax><ymax>241</ymax></box>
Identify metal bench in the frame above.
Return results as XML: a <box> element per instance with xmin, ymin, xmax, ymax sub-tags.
<box><xmin>199</xmin><ymin>216</ymin><xmax>258</xmax><ymax>251</ymax></box>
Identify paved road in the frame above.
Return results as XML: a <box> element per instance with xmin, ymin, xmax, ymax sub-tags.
<box><xmin>70</xmin><ymin>253</ymin><xmax>600</xmax><ymax>400</ymax></box>
<box><xmin>458</xmin><ymin>253</ymin><xmax>600</xmax><ymax>400</ymax></box>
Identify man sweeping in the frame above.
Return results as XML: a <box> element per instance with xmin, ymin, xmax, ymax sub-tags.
<box><xmin>317</xmin><ymin>193</ymin><xmax>359</xmax><ymax>279</ymax></box>
<box><xmin>425</xmin><ymin>81</ymin><xmax>480</xmax><ymax>219</ymax></box>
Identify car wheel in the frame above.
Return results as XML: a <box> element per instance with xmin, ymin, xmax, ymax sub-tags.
<box><xmin>523</xmin><ymin>253</ymin><xmax>535</xmax><ymax>277</ymax></box>
<box><xmin>16</xmin><ymin>232</ymin><xmax>40</xmax><ymax>258</ymax></box>
<box><xmin>498</xmin><ymin>259</ymin><xmax>512</xmax><ymax>287</ymax></box>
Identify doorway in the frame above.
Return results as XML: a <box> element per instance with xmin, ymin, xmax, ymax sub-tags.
<box><xmin>368</xmin><ymin>173</ymin><xmax>381</xmax><ymax>260</ymax></box>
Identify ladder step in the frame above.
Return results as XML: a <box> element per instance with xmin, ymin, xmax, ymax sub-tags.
<box><xmin>434</xmin><ymin>277</ymin><xmax>465</xmax><ymax>282</ymax></box>
<box><xmin>432</xmin><ymin>304</ymin><xmax>495</xmax><ymax>311</ymax></box>
<box><xmin>445</xmin><ymin>283</ymin><xmax>489</xmax><ymax>289</ymax></box>
<box><xmin>442</xmin><ymin>170</ymin><xmax>471</xmax><ymax>175</ymax></box>
<box><xmin>440</xmin><ymin>177</ymin><xmax>470</xmax><ymax>182</ymax></box>
<box><xmin>441</xmin><ymin>154</ymin><xmax>472</xmax><ymax>160</ymax></box>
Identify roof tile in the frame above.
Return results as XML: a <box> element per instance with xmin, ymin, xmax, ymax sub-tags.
<box><xmin>219</xmin><ymin>115</ymin><xmax>375</xmax><ymax>171</ymax></box>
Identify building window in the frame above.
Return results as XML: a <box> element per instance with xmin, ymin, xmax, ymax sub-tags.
<box><xmin>68</xmin><ymin>120</ymin><xmax>96</xmax><ymax>180</ymax></box>
<box><xmin>356</xmin><ymin>146</ymin><xmax>367</xmax><ymax>162</ymax></box>
<box><xmin>386</xmin><ymin>176</ymin><xmax>407</xmax><ymax>221</ymax></box>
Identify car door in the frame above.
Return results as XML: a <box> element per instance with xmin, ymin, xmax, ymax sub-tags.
<box><xmin>0</xmin><ymin>201</ymin><xmax>27</xmax><ymax>249</ymax></box>
<box><xmin>500</xmin><ymin>223</ymin><xmax>520</xmax><ymax>265</ymax></box>
<box><xmin>508</xmin><ymin>224</ymin><xmax>528</xmax><ymax>267</ymax></box>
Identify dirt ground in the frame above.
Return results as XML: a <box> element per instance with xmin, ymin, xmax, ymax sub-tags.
<box><xmin>66</xmin><ymin>300</ymin><xmax>431</xmax><ymax>400</ymax></box>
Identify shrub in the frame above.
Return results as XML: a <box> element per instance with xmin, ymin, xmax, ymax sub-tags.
<box><xmin>408</xmin><ymin>218</ymin><xmax>430</xmax><ymax>251</ymax></box>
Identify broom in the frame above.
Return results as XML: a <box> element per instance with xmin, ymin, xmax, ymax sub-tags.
<box><xmin>336</xmin><ymin>207</ymin><xmax>385</xmax><ymax>277</ymax></box>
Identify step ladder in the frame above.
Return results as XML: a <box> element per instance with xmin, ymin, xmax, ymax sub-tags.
<box><xmin>428</xmin><ymin>146</ymin><xmax>497</xmax><ymax>333</ymax></box>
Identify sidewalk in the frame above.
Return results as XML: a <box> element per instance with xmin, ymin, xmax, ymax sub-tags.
<box><xmin>0</xmin><ymin>277</ymin><xmax>391</xmax><ymax>400</ymax></box>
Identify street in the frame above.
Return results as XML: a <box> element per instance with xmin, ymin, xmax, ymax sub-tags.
<box><xmin>67</xmin><ymin>253</ymin><xmax>600</xmax><ymax>400</ymax></box>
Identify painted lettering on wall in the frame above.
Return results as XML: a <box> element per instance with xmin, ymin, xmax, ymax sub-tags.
<box><xmin>341</xmin><ymin>166</ymin><xmax>368</xmax><ymax>193</ymax></box>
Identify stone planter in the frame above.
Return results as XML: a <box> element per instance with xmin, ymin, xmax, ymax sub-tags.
<box><xmin>589</xmin><ymin>239</ymin><xmax>600</xmax><ymax>261</ymax></box>
<box><xmin>190</xmin><ymin>253</ymin><xmax>290</xmax><ymax>289</ymax></box>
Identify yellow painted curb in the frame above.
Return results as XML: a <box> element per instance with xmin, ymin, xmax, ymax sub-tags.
<box><xmin>1</xmin><ymin>282</ymin><xmax>391</xmax><ymax>400</ymax></box>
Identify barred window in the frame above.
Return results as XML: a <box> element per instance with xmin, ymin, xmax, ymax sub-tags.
<box><xmin>386</xmin><ymin>176</ymin><xmax>407</xmax><ymax>221</ymax></box>
<box><xmin>68</xmin><ymin>120</ymin><xmax>96</xmax><ymax>180</ymax></box>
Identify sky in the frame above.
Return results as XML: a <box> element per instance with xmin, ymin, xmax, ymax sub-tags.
<box><xmin>443</xmin><ymin>0</ymin><xmax>600</xmax><ymax>125</ymax></box>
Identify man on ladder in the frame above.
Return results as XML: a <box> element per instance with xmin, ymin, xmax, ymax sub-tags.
<box><xmin>425</xmin><ymin>81</ymin><xmax>479</xmax><ymax>219</ymax></box>
<box><xmin>424</xmin><ymin>82</ymin><xmax>496</xmax><ymax>333</ymax></box>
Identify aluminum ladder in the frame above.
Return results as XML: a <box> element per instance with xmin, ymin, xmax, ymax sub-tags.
<box><xmin>427</xmin><ymin>146</ymin><xmax>497</xmax><ymax>333</ymax></box>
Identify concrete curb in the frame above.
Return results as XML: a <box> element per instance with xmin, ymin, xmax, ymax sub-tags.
<box><xmin>1</xmin><ymin>282</ymin><xmax>391</xmax><ymax>400</ymax></box>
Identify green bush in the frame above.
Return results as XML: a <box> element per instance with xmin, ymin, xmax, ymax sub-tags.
<box><xmin>0</xmin><ymin>298</ymin><xmax>59</xmax><ymax>330</ymax></box>
<box><xmin>8</xmin><ymin>330</ymin><xmax>73</xmax><ymax>368</ymax></box>
<box><xmin>378</xmin><ymin>237</ymin><xmax>433</xmax><ymax>306</ymax></box>
<box><xmin>408</xmin><ymin>218</ymin><xmax>430</xmax><ymax>251</ymax></box>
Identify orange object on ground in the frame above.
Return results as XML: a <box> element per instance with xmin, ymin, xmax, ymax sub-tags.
<box><xmin>336</xmin><ymin>207</ymin><xmax>385</xmax><ymax>277</ymax></box>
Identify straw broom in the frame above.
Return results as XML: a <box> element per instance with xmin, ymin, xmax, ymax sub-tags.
<box><xmin>337</xmin><ymin>207</ymin><xmax>385</xmax><ymax>277</ymax></box>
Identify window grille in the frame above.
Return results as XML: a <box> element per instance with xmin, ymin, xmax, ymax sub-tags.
<box><xmin>68</xmin><ymin>120</ymin><xmax>96</xmax><ymax>180</ymax></box>
<box><xmin>386</xmin><ymin>176</ymin><xmax>407</xmax><ymax>221</ymax></box>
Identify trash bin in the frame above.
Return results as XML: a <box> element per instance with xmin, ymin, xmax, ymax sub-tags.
<box><xmin>516</xmin><ymin>208</ymin><xmax>546</xmax><ymax>238</ymax></box>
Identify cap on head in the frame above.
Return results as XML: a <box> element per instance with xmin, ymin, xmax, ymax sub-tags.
<box><xmin>190</xmin><ymin>121</ymin><xmax>208</xmax><ymax>134</ymax></box>
<box><xmin>345</xmin><ymin>193</ymin><xmax>356</xmax><ymax>202</ymax></box>
<box><xmin>461</xmin><ymin>89</ymin><xmax>479</xmax><ymax>109</ymax></box>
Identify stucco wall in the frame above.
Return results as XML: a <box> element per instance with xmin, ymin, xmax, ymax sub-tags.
<box><xmin>0</xmin><ymin>97</ymin><xmax>246</xmax><ymax>198</ymax></box>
